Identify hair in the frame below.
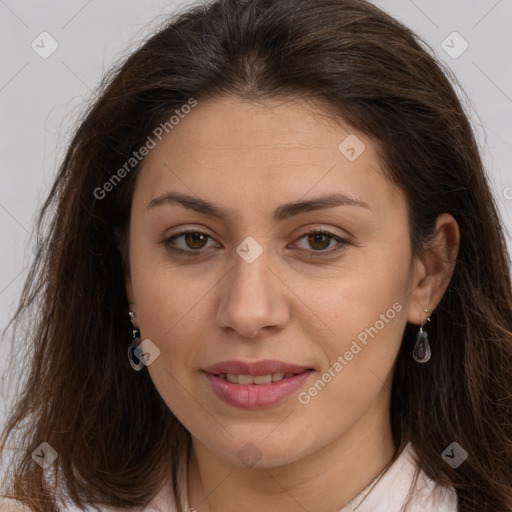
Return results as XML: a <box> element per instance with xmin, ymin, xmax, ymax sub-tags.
<box><xmin>1</xmin><ymin>0</ymin><xmax>511</xmax><ymax>510</ymax></box>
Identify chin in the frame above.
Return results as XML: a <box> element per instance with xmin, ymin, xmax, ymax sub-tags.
<box><xmin>206</xmin><ymin>432</ymin><xmax>313</xmax><ymax>469</ymax></box>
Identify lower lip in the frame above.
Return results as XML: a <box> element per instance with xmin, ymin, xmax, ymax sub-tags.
<box><xmin>203</xmin><ymin>370</ymin><xmax>312</xmax><ymax>409</ymax></box>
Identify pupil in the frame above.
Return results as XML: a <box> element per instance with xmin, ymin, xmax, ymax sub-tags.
<box><xmin>309</xmin><ymin>233</ymin><xmax>329</xmax><ymax>250</ymax></box>
<box><xmin>186</xmin><ymin>232</ymin><xmax>207</xmax><ymax>249</ymax></box>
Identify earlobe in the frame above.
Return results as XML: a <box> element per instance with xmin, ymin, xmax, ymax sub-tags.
<box><xmin>125</xmin><ymin>277</ymin><xmax>137</xmax><ymax>317</ymax></box>
<box><xmin>406</xmin><ymin>213</ymin><xmax>460</xmax><ymax>325</ymax></box>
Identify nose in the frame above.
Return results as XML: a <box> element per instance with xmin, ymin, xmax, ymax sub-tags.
<box><xmin>216</xmin><ymin>246</ymin><xmax>290</xmax><ymax>340</ymax></box>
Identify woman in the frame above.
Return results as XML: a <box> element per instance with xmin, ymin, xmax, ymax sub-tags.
<box><xmin>1</xmin><ymin>0</ymin><xmax>511</xmax><ymax>511</ymax></box>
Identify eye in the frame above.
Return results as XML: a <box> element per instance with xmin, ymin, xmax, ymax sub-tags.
<box><xmin>293</xmin><ymin>229</ymin><xmax>350</xmax><ymax>255</ymax></box>
<box><xmin>163</xmin><ymin>230</ymin><xmax>218</xmax><ymax>254</ymax></box>
<box><xmin>162</xmin><ymin>228</ymin><xmax>350</xmax><ymax>257</ymax></box>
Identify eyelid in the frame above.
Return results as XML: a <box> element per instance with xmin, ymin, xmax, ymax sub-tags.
<box><xmin>162</xmin><ymin>225</ymin><xmax>351</xmax><ymax>257</ymax></box>
<box><xmin>294</xmin><ymin>225</ymin><xmax>351</xmax><ymax>241</ymax></box>
<box><xmin>165</xmin><ymin>224</ymin><xmax>350</xmax><ymax>241</ymax></box>
<box><xmin>291</xmin><ymin>228</ymin><xmax>350</xmax><ymax>254</ymax></box>
<box><xmin>164</xmin><ymin>227</ymin><xmax>218</xmax><ymax>252</ymax></box>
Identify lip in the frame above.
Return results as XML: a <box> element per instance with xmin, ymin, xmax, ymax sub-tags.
<box><xmin>203</xmin><ymin>359</ymin><xmax>312</xmax><ymax>376</ymax></box>
<box><xmin>202</xmin><ymin>359</ymin><xmax>314</xmax><ymax>409</ymax></box>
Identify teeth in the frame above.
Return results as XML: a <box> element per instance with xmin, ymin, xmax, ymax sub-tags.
<box><xmin>221</xmin><ymin>372</ymin><xmax>294</xmax><ymax>385</ymax></box>
<box><xmin>253</xmin><ymin>374</ymin><xmax>272</xmax><ymax>384</ymax></box>
<box><xmin>238</xmin><ymin>374</ymin><xmax>254</xmax><ymax>385</ymax></box>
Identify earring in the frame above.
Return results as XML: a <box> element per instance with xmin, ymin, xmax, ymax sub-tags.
<box><xmin>413</xmin><ymin>309</ymin><xmax>431</xmax><ymax>363</ymax></box>
<box><xmin>128</xmin><ymin>311</ymin><xmax>144</xmax><ymax>371</ymax></box>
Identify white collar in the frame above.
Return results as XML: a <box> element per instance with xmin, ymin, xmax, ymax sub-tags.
<box><xmin>351</xmin><ymin>442</ymin><xmax>457</xmax><ymax>512</ymax></box>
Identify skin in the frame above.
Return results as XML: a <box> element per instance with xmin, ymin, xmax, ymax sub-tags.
<box><xmin>125</xmin><ymin>96</ymin><xmax>460</xmax><ymax>512</ymax></box>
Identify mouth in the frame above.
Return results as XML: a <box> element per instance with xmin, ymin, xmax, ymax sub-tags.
<box><xmin>202</xmin><ymin>360</ymin><xmax>314</xmax><ymax>409</ymax></box>
<box><xmin>203</xmin><ymin>358</ymin><xmax>314</xmax><ymax>377</ymax></box>
<box><xmin>209</xmin><ymin>371</ymin><xmax>311</xmax><ymax>385</ymax></box>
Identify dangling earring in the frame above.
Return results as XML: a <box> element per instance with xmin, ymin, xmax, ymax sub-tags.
<box><xmin>128</xmin><ymin>311</ymin><xmax>144</xmax><ymax>371</ymax></box>
<box><xmin>413</xmin><ymin>309</ymin><xmax>431</xmax><ymax>363</ymax></box>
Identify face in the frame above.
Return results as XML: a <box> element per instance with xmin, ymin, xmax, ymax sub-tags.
<box><xmin>125</xmin><ymin>96</ymin><xmax>421</xmax><ymax>468</ymax></box>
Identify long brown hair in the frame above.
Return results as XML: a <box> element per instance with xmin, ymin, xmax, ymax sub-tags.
<box><xmin>1</xmin><ymin>0</ymin><xmax>511</xmax><ymax>510</ymax></box>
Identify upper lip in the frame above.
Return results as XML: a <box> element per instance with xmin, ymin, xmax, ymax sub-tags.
<box><xmin>203</xmin><ymin>359</ymin><xmax>313</xmax><ymax>376</ymax></box>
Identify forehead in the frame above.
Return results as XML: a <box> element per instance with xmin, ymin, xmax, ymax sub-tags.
<box><xmin>132</xmin><ymin>96</ymin><xmax>403</xmax><ymax>222</ymax></box>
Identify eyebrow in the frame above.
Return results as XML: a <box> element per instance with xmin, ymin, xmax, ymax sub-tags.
<box><xmin>146</xmin><ymin>191</ymin><xmax>371</xmax><ymax>221</ymax></box>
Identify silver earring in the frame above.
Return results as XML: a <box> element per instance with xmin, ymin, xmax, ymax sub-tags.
<box><xmin>128</xmin><ymin>311</ymin><xmax>144</xmax><ymax>371</ymax></box>
<box><xmin>413</xmin><ymin>309</ymin><xmax>431</xmax><ymax>363</ymax></box>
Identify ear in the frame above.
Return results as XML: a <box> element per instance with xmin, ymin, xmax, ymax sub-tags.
<box><xmin>125</xmin><ymin>276</ymin><xmax>139</xmax><ymax>328</ymax></box>
<box><xmin>406</xmin><ymin>213</ymin><xmax>460</xmax><ymax>325</ymax></box>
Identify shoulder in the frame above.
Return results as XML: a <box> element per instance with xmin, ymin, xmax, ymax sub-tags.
<box><xmin>357</xmin><ymin>443</ymin><xmax>458</xmax><ymax>512</ymax></box>
<box><xmin>0</xmin><ymin>492</ymin><xmax>179</xmax><ymax>512</ymax></box>
<box><xmin>0</xmin><ymin>497</ymin><xmax>33</xmax><ymax>512</ymax></box>
<box><xmin>0</xmin><ymin>497</ymin><xmax>124</xmax><ymax>512</ymax></box>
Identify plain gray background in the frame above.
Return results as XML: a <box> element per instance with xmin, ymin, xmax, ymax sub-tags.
<box><xmin>1</xmin><ymin>0</ymin><xmax>511</xmax><ymax>435</ymax></box>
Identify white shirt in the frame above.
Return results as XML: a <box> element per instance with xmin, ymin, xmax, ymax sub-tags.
<box><xmin>336</xmin><ymin>442</ymin><xmax>458</xmax><ymax>512</ymax></box>
<box><xmin>1</xmin><ymin>442</ymin><xmax>458</xmax><ymax>512</ymax></box>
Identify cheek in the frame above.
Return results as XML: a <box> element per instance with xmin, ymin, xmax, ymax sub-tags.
<box><xmin>310</xmin><ymin>247</ymin><xmax>411</xmax><ymax>390</ymax></box>
<box><xmin>134</xmin><ymin>277</ymin><xmax>207</xmax><ymax>419</ymax></box>
<box><xmin>136</xmin><ymin>282</ymin><xmax>204</xmax><ymax>364</ymax></box>
<box><xmin>298</xmin><ymin>291</ymin><xmax>407</xmax><ymax>435</ymax></box>
<box><xmin>129</xmin><ymin>234</ymin><xmax>209</xmax><ymax>339</ymax></box>
<box><xmin>128</xmin><ymin>252</ymin><xmax>204</xmax><ymax>395</ymax></box>
<box><xmin>318</xmin><ymin>289</ymin><xmax>406</xmax><ymax>391</ymax></box>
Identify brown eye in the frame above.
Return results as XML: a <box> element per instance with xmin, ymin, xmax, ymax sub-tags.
<box><xmin>306</xmin><ymin>232</ymin><xmax>332</xmax><ymax>251</ymax></box>
<box><xmin>294</xmin><ymin>230</ymin><xmax>349</xmax><ymax>254</ymax></box>
<box><xmin>164</xmin><ymin>230</ymin><xmax>216</xmax><ymax>254</ymax></box>
<box><xmin>163</xmin><ymin>229</ymin><xmax>349</xmax><ymax>258</ymax></box>
<box><xmin>182</xmin><ymin>232</ymin><xmax>209</xmax><ymax>250</ymax></box>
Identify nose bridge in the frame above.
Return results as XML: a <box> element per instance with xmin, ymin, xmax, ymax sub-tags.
<box><xmin>234</xmin><ymin>245</ymin><xmax>271</xmax><ymax>295</ymax></box>
<box><xmin>217</xmin><ymin>238</ymin><xmax>288</xmax><ymax>337</ymax></box>
<box><xmin>228</xmin><ymin>240</ymin><xmax>275</xmax><ymax>309</ymax></box>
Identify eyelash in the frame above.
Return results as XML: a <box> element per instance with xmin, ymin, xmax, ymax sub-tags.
<box><xmin>162</xmin><ymin>229</ymin><xmax>350</xmax><ymax>257</ymax></box>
